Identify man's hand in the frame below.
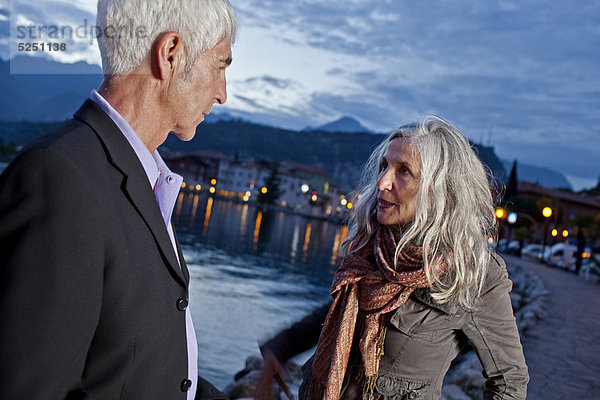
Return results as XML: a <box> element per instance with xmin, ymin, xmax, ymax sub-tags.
<box><xmin>254</xmin><ymin>349</ymin><xmax>293</xmax><ymax>400</ymax></box>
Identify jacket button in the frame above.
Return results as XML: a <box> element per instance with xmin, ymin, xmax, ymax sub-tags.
<box><xmin>176</xmin><ymin>298</ymin><xmax>189</xmax><ymax>311</ymax></box>
<box><xmin>181</xmin><ymin>379</ymin><xmax>192</xmax><ymax>391</ymax></box>
<box><xmin>407</xmin><ymin>390</ymin><xmax>418</xmax><ymax>400</ymax></box>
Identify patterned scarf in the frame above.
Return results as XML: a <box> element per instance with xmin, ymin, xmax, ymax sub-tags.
<box><xmin>306</xmin><ymin>225</ymin><xmax>444</xmax><ymax>400</ymax></box>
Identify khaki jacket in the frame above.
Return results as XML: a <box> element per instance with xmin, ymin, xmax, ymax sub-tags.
<box><xmin>338</xmin><ymin>254</ymin><xmax>529</xmax><ymax>400</ymax></box>
<box><xmin>293</xmin><ymin>254</ymin><xmax>528</xmax><ymax>400</ymax></box>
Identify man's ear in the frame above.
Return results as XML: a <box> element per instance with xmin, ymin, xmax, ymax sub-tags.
<box><xmin>152</xmin><ymin>31</ymin><xmax>185</xmax><ymax>80</ymax></box>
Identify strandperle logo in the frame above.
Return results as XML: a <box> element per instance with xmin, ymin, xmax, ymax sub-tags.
<box><xmin>15</xmin><ymin>19</ymin><xmax>149</xmax><ymax>45</ymax></box>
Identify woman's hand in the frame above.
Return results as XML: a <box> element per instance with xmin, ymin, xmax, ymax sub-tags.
<box><xmin>254</xmin><ymin>349</ymin><xmax>293</xmax><ymax>400</ymax></box>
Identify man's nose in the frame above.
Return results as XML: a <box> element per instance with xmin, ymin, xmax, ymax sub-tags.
<box><xmin>215</xmin><ymin>76</ymin><xmax>227</xmax><ymax>105</ymax></box>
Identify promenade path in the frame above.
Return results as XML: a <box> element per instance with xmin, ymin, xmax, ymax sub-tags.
<box><xmin>503</xmin><ymin>255</ymin><xmax>600</xmax><ymax>399</ymax></box>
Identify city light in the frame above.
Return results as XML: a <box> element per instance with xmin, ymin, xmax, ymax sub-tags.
<box><xmin>209</xmin><ymin>187</ymin><xmax>216</xmax><ymax>194</ymax></box>
<box><xmin>301</xmin><ymin>184</ymin><xmax>309</xmax><ymax>193</ymax></box>
<box><xmin>341</xmin><ymin>199</ymin><xmax>348</xmax><ymax>206</ymax></box>
<box><xmin>181</xmin><ymin>182</ymin><xmax>186</xmax><ymax>189</ymax></box>
<box><xmin>542</xmin><ymin>207</ymin><xmax>552</xmax><ymax>218</ymax></box>
<box><xmin>195</xmin><ymin>184</ymin><xmax>201</xmax><ymax>191</ymax></box>
<box><xmin>261</xmin><ymin>187</ymin><xmax>268</xmax><ymax>194</ymax></box>
<box><xmin>582</xmin><ymin>252</ymin><xmax>591</xmax><ymax>259</ymax></box>
<box><xmin>507</xmin><ymin>212</ymin><xmax>517</xmax><ymax>224</ymax></box>
<box><xmin>551</xmin><ymin>229</ymin><xmax>558</xmax><ymax>237</ymax></box>
<box><xmin>562</xmin><ymin>230</ymin><xmax>569</xmax><ymax>238</ymax></box>
<box><xmin>245</xmin><ymin>191</ymin><xmax>251</xmax><ymax>197</ymax></box>
<box><xmin>311</xmin><ymin>194</ymin><xmax>318</xmax><ymax>202</ymax></box>
<box><xmin>495</xmin><ymin>207</ymin><xmax>505</xmax><ymax>219</ymax></box>
<box><xmin>281</xmin><ymin>201</ymin><xmax>287</xmax><ymax>207</ymax></box>
<box><xmin>347</xmin><ymin>202</ymin><xmax>353</xmax><ymax>209</ymax></box>
<box><xmin>211</xmin><ymin>179</ymin><xmax>217</xmax><ymax>185</ymax></box>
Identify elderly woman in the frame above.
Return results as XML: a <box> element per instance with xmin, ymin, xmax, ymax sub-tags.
<box><xmin>256</xmin><ymin>116</ymin><xmax>528</xmax><ymax>400</ymax></box>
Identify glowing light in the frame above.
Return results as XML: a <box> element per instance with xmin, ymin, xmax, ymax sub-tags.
<box><xmin>210</xmin><ymin>179</ymin><xmax>217</xmax><ymax>185</ymax></box>
<box><xmin>181</xmin><ymin>182</ymin><xmax>186</xmax><ymax>189</ymax></box>
<box><xmin>281</xmin><ymin>201</ymin><xmax>287</xmax><ymax>207</ymax></box>
<box><xmin>311</xmin><ymin>194</ymin><xmax>317</xmax><ymax>202</ymax></box>
<box><xmin>341</xmin><ymin>199</ymin><xmax>348</xmax><ymax>206</ymax></box>
<box><xmin>495</xmin><ymin>208</ymin><xmax>505</xmax><ymax>219</ymax></box>
<box><xmin>487</xmin><ymin>237</ymin><xmax>494</xmax><ymax>244</ymax></box>
<box><xmin>507</xmin><ymin>212</ymin><xmax>517</xmax><ymax>224</ymax></box>
<box><xmin>347</xmin><ymin>202</ymin><xmax>353</xmax><ymax>209</ymax></box>
<box><xmin>261</xmin><ymin>187</ymin><xmax>268</xmax><ymax>194</ymax></box>
<box><xmin>195</xmin><ymin>184</ymin><xmax>201</xmax><ymax>191</ymax></box>
<box><xmin>582</xmin><ymin>252</ymin><xmax>591</xmax><ymax>259</ymax></box>
<box><xmin>209</xmin><ymin>187</ymin><xmax>216</xmax><ymax>194</ymax></box>
<box><xmin>562</xmin><ymin>230</ymin><xmax>569</xmax><ymax>238</ymax></box>
<box><xmin>301</xmin><ymin>184</ymin><xmax>309</xmax><ymax>193</ymax></box>
<box><xmin>312</xmin><ymin>191</ymin><xmax>317</xmax><ymax>196</ymax></box>
<box><xmin>245</xmin><ymin>191</ymin><xmax>251</xmax><ymax>197</ymax></box>
<box><xmin>542</xmin><ymin>207</ymin><xmax>552</xmax><ymax>218</ymax></box>
<box><xmin>551</xmin><ymin>229</ymin><xmax>558</xmax><ymax>237</ymax></box>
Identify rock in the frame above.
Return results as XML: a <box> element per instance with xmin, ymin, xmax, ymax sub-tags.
<box><xmin>442</xmin><ymin>384</ymin><xmax>472</xmax><ymax>400</ymax></box>
<box><xmin>509</xmin><ymin>292</ymin><xmax>522</xmax><ymax>310</ymax></box>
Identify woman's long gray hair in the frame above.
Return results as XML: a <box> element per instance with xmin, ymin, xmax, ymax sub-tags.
<box><xmin>340</xmin><ymin>116</ymin><xmax>497</xmax><ymax>309</ymax></box>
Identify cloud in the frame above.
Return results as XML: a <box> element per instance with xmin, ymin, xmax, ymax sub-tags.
<box><xmin>1</xmin><ymin>0</ymin><xmax>598</xmax><ymax>188</ymax></box>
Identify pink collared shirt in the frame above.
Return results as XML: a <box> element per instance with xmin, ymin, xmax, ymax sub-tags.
<box><xmin>90</xmin><ymin>90</ymin><xmax>198</xmax><ymax>399</ymax></box>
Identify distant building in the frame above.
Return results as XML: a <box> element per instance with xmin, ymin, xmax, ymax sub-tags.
<box><xmin>163</xmin><ymin>150</ymin><xmax>351</xmax><ymax>216</ymax></box>
<box><xmin>518</xmin><ymin>181</ymin><xmax>600</xmax><ymax>226</ymax></box>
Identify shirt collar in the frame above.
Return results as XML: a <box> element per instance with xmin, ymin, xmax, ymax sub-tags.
<box><xmin>90</xmin><ymin>89</ymin><xmax>159</xmax><ymax>188</ymax></box>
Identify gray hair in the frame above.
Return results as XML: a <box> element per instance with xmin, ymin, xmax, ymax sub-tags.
<box><xmin>341</xmin><ymin>116</ymin><xmax>497</xmax><ymax>309</ymax></box>
<box><xmin>97</xmin><ymin>0</ymin><xmax>238</xmax><ymax>75</ymax></box>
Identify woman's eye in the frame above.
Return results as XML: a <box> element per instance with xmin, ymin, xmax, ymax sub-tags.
<box><xmin>379</xmin><ymin>161</ymin><xmax>387</xmax><ymax>171</ymax></box>
<box><xmin>400</xmin><ymin>166</ymin><xmax>410</xmax><ymax>174</ymax></box>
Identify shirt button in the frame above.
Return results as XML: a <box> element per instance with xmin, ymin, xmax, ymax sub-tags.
<box><xmin>407</xmin><ymin>391</ymin><xmax>418</xmax><ymax>400</ymax></box>
<box><xmin>176</xmin><ymin>298</ymin><xmax>189</xmax><ymax>311</ymax></box>
<box><xmin>166</xmin><ymin>175</ymin><xmax>174</xmax><ymax>184</ymax></box>
<box><xmin>181</xmin><ymin>379</ymin><xmax>192</xmax><ymax>392</ymax></box>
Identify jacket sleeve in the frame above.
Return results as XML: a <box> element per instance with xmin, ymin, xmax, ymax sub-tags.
<box><xmin>0</xmin><ymin>149</ymin><xmax>105</xmax><ymax>398</ymax></box>
<box><xmin>260</xmin><ymin>301</ymin><xmax>331</xmax><ymax>363</ymax></box>
<box><xmin>463</xmin><ymin>254</ymin><xmax>529</xmax><ymax>400</ymax></box>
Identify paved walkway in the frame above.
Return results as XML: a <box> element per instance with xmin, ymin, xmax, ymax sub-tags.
<box><xmin>504</xmin><ymin>255</ymin><xmax>600</xmax><ymax>399</ymax></box>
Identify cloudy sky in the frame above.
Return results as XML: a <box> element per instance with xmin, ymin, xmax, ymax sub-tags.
<box><xmin>1</xmin><ymin>0</ymin><xmax>599</xmax><ymax>189</ymax></box>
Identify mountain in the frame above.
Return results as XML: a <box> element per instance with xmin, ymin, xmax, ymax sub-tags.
<box><xmin>502</xmin><ymin>159</ymin><xmax>572</xmax><ymax>190</ymax></box>
<box><xmin>0</xmin><ymin>118</ymin><xmax>507</xmax><ymax>192</ymax></box>
<box><xmin>0</xmin><ymin>56</ymin><xmax>102</xmax><ymax>122</ymax></box>
<box><xmin>312</xmin><ymin>116</ymin><xmax>372</xmax><ymax>133</ymax></box>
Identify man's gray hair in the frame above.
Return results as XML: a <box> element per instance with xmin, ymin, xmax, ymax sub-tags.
<box><xmin>341</xmin><ymin>116</ymin><xmax>497</xmax><ymax>309</ymax></box>
<box><xmin>97</xmin><ymin>0</ymin><xmax>237</xmax><ymax>75</ymax></box>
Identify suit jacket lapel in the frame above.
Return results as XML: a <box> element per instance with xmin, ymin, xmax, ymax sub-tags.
<box><xmin>73</xmin><ymin>100</ymin><xmax>187</xmax><ymax>288</ymax></box>
<box><xmin>173</xmin><ymin>226</ymin><xmax>190</xmax><ymax>285</ymax></box>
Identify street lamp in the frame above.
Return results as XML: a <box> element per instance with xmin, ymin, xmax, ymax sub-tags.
<box><xmin>541</xmin><ymin>206</ymin><xmax>553</xmax><ymax>263</ymax></box>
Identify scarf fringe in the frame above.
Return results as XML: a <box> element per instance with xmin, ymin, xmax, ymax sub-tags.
<box><xmin>362</xmin><ymin>322</ymin><xmax>387</xmax><ymax>400</ymax></box>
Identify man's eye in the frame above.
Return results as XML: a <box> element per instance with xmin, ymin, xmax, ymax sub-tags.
<box><xmin>400</xmin><ymin>166</ymin><xmax>410</xmax><ymax>174</ymax></box>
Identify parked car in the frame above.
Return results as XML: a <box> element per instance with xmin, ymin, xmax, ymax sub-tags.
<box><xmin>522</xmin><ymin>244</ymin><xmax>544</xmax><ymax>260</ymax></box>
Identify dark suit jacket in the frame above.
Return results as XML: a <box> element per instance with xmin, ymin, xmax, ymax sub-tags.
<box><xmin>0</xmin><ymin>100</ymin><xmax>226</xmax><ymax>399</ymax></box>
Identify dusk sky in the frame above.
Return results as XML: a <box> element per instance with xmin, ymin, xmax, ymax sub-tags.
<box><xmin>1</xmin><ymin>0</ymin><xmax>599</xmax><ymax>189</ymax></box>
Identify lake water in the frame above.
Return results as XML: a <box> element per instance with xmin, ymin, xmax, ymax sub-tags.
<box><xmin>173</xmin><ymin>193</ymin><xmax>347</xmax><ymax>389</ymax></box>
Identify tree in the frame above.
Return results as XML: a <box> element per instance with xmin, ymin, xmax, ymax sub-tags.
<box><xmin>256</xmin><ymin>162</ymin><xmax>284</xmax><ymax>205</ymax></box>
<box><xmin>505</xmin><ymin>159</ymin><xmax>518</xmax><ymax>201</ymax></box>
<box><xmin>572</xmin><ymin>212</ymin><xmax>597</xmax><ymax>274</ymax></box>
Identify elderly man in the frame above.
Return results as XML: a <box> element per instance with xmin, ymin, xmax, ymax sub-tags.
<box><xmin>0</xmin><ymin>0</ymin><xmax>236</xmax><ymax>399</ymax></box>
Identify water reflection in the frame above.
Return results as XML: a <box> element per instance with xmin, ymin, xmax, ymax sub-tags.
<box><xmin>174</xmin><ymin>194</ymin><xmax>348</xmax><ymax>269</ymax></box>
<box><xmin>173</xmin><ymin>194</ymin><xmax>348</xmax><ymax>388</ymax></box>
